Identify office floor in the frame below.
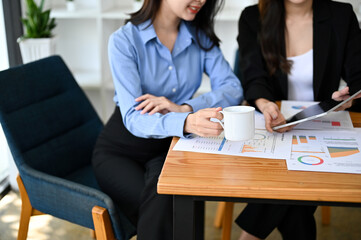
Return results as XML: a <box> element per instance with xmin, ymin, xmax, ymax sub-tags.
<box><xmin>0</xmin><ymin>190</ymin><xmax>361</xmax><ymax>240</ymax></box>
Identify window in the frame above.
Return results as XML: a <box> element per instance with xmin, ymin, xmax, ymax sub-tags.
<box><xmin>0</xmin><ymin>0</ymin><xmax>10</xmax><ymax>197</ymax></box>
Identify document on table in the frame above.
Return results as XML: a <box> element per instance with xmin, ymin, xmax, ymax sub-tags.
<box><xmin>285</xmin><ymin>128</ymin><xmax>361</xmax><ymax>174</ymax></box>
<box><xmin>280</xmin><ymin>100</ymin><xmax>353</xmax><ymax>130</ymax></box>
<box><xmin>173</xmin><ymin>129</ymin><xmax>292</xmax><ymax>160</ymax></box>
<box><xmin>255</xmin><ymin>111</ymin><xmax>266</xmax><ymax>130</ymax></box>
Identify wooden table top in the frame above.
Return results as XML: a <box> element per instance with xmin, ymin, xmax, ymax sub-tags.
<box><xmin>158</xmin><ymin>111</ymin><xmax>361</xmax><ymax>203</ymax></box>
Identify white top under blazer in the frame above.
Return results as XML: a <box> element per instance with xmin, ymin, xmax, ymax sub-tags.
<box><xmin>287</xmin><ymin>49</ymin><xmax>314</xmax><ymax>101</ymax></box>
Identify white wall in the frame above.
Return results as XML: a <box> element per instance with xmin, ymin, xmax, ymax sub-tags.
<box><xmin>0</xmin><ymin>0</ymin><xmax>9</xmax><ymax>70</ymax></box>
<box><xmin>338</xmin><ymin>0</ymin><xmax>361</xmax><ymax>12</ymax></box>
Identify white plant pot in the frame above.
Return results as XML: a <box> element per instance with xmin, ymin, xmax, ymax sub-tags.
<box><xmin>133</xmin><ymin>1</ymin><xmax>143</xmax><ymax>11</ymax></box>
<box><xmin>19</xmin><ymin>38</ymin><xmax>56</xmax><ymax>64</ymax></box>
<box><xmin>66</xmin><ymin>1</ymin><xmax>76</xmax><ymax>11</ymax></box>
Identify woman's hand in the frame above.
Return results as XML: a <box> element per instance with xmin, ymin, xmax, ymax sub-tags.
<box><xmin>331</xmin><ymin>86</ymin><xmax>361</xmax><ymax>111</ymax></box>
<box><xmin>135</xmin><ymin>94</ymin><xmax>192</xmax><ymax>115</ymax></box>
<box><xmin>255</xmin><ymin>98</ymin><xmax>293</xmax><ymax>133</ymax></box>
<box><xmin>184</xmin><ymin>107</ymin><xmax>224</xmax><ymax>137</ymax></box>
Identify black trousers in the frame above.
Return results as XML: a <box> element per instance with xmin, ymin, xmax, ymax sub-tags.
<box><xmin>235</xmin><ymin>203</ymin><xmax>317</xmax><ymax>240</ymax></box>
<box><xmin>92</xmin><ymin>107</ymin><xmax>172</xmax><ymax>240</ymax></box>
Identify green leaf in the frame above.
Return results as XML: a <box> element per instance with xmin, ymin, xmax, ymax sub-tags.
<box><xmin>20</xmin><ymin>0</ymin><xmax>56</xmax><ymax>39</ymax></box>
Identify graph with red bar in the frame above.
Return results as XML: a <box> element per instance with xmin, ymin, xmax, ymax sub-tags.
<box><xmin>311</xmin><ymin>119</ymin><xmax>341</xmax><ymax>127</ymax></box>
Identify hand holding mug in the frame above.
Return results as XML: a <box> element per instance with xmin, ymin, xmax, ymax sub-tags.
<box><xmin>215</xmin><ymin>106</ymin><xmax>255</xmax><ymax>141</ymax></box>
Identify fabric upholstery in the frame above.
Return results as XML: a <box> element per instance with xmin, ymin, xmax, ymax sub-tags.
<box><xmin>0</xmin><ymin>56</ymin><xmax>136</xmax><ymax>239</ymax></box>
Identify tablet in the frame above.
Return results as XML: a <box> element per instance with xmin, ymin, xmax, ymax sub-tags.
<box><xmin>272</xmin><ymin>88</ymin><xmax>361</xmax><ymax>130</ymax></box>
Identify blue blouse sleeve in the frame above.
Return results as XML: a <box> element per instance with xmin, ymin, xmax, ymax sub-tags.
<box><xmin>184</xmin><ymin>37</ymin><xmax>243</xmax><ymax>111</ymax></box>
<box><xmin>108</xmin><ymin>27</ymin><xmax>190</xmax><ymax>139</ymax></box>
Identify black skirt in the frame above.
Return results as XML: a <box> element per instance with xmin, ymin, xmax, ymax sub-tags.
<box><xmin>92</xmin><ymin>106</ymin><xmax>172</xmax><ymax>163</ymax></box>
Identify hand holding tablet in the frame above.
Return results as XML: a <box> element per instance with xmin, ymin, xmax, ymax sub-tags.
<box><xmin>272</xmin><ymin>88</ymin><xmax>361</xmax><ymax>131</ymax></box>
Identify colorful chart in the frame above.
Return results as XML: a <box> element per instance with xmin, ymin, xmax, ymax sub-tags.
<box><xmin>324</xmin><ymin>137</ymin><xmax>356</xmax><ymax>141</ymax></box>
<box><xmin>294</xmin><ymin>135</ymin><xmax>318</xmax><ymax>144</ymax></box>
<box><xmin>254</xmin><ymin>133</ymin><xmax>266</xmax><ymax>140</ymax></box>
<box><xmin>241</xmin><ymin>144</ymin><xmax>262</xmax><ymax>153</ymax></box>
<box><xmin>299</xmin><ymin>136</ymin><xmax>308</xmax><ymax>143</ymax></box>
<box><xmin>297</xmin><ymin>155</ymin><xmax>324</xmax><ymax>165</ymax></box>
<box><xmin>292</xmin><ymin>105</ymin><xmax>307</xmax><ymax>110</ymax></box>
<box><xmin>217</xmin><ymin>138</ymin><xmax>227</xmax><ymax>151</ymax></box>
<box><xmin>311</xmin><ymin>120</ymin><xmax>341</xmax><ymax>127</ymax></box>
<box><xmin>327</xmin><ymin>146</ymin><xmax>360</xmax><ymax>158</ymax></box>
<box><xmin>331</xmin><ymin>121</ymin><xmax>341</xmax><ymax>126</ymax></box>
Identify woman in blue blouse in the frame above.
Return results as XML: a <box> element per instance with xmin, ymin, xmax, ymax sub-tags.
<box><xmin>91</xmin><ymin>0</ymin><xmax>243</xmax><ymax>239</ymax></box>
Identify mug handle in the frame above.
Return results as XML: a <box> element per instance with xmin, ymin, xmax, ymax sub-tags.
<box><xmin>213</xmin><ymin>111</ymin><xmax>224</xmax><ymax>129</ymax></box>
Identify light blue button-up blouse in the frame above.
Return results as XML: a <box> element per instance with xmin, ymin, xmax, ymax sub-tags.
<box><xmin>108</xmin><ymin>20</ymin><xmax>243</xmax><ymax>139</ymax></box>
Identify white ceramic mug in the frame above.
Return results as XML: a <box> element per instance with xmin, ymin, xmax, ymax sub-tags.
<box><xmin>216</xmin><ymin>106</ymin><xmax>255</xmax><ymax>141</ymax></box>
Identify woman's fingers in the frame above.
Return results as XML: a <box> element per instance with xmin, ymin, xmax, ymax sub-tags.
<box><xmin>332</xmin><ymin>87</ymin><xmax>350</xmax><ymax>101</ymax></box>
<box><xmin>135</xmin><ymin>99</ymin><xmax>151</xmax><ymax>111</ymax></box>
<box><xmin>149</xmin><ymin>106</ymin><xmax>161</xmax><ymax>115</ymax></box>
<box><xmin>335</xmin><ymin>100</ymin><xmax>353</xmax><ymax>111</ymax></box>
<box><xmin>135</xmin><ymin>95</ymin><xmax>167</xmax><ymax>114</ymax></box>
<box><xmin>135</xmin><ymin>94</ymin><xmax>182</xmax><ymax>114</ymax></box>
<box><xmin>135</xmin><ymin>93</ymin><xmax>152</xmax><ymax>102</ymax></box>
<box><xmin>140</xmin><ymin>102</ymin><xmax>155</xmax><ymax>114</ymax></box>
<box><xmin>184</xmin><ymin>108</ymin><xmax>223</xmax><ymax>136</ymax></box>
<box><xmin>263</xmin><ymin>113</ymin><xmax>274</xmax><ymax>133</ymax></box>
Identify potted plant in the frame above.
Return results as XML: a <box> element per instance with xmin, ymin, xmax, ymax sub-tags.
<box><xmin>66</xmin><ymin>0</ymin><xmax>76</xmax><ymax>11</ymax></box>
<box><xmin>18</xmin><ymin>0</ymin><xmax>56</xmax><ymax>64</ymax></box>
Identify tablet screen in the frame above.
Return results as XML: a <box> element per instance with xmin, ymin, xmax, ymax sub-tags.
<box><xmin>286</xmin><ymin>99</ymin><xmax>339</xmax><ymax>123</ymax></box>
<box><xmin>272</xmin><ymin>88</ymin><xmax>361</xmax><ymax>130</ymax></box>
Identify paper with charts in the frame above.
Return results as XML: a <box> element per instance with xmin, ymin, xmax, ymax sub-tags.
<box><xmin>286</xmin><ymin>129</ymin><xmax>361</xmax><ymax>174</ymax></box>
<box><xmin>173</xmin><ymin>129</ymin><xmax>292</xmax><ymax>160</ymax></box>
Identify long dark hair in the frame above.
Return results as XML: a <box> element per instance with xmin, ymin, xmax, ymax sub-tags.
<box><xmin>126</xmin><ymin>0</ymin><xmax>224</xmax><ymax>51</ymax></box>
<box><xmin>259</xmin><ymin>0</ymin><xmax>291</xmax><ymax>75</ymax></box>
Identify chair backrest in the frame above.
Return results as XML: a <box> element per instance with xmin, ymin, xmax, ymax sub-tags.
<box><xmin>234</xmin><ymin>48</ymin><xmax>242</xmax><ymax>82</ymax></box>
<box><xmin>0</xmin><ymin>56</ymin><xmax>103</xmax><ymax>178</ymax></box>
<box><xmin>0</xmin><ymin>56</ymin><xmax>136</xmax><ymax>239</ymax></box>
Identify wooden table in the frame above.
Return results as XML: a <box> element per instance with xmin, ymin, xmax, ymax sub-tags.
<box><xmin>157</xmin><ymin>111</ymin><xmax>361</xmax><ymax>240</ymax></box>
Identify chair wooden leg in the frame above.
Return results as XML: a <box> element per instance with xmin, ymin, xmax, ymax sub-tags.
<box><xmin>16</xmin><ymin>175</ymin><xmax>44</xmax><ymax>240</ymax></box>
<box><xmin>214</xmin><ymin>202</ymin><xmax>226</xmax><ymax>228</ymax></box>
<box><xmin>92</xmin><ymin>206</ymin><xmax>116</xmax><ymax>240</ymax></box>
<box><xmin>90</xmin><ymin>229</ymin><xmax>96</xmax><ymax>239</ymax></box>
<box><xmin>321</xmin><ymin>206</ymin><xmax>331</xmax><ymax>225</ymax></box>
<box><xmin>221</xmin><ymin>202</ymin><xmax>234</xmax><ymax>240</ymax></box>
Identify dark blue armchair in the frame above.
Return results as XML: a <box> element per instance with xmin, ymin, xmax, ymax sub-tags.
<box><xmin>0</xmin><ymin>56</ymin><xmax>136</xmax><ymax>240</ymax></box>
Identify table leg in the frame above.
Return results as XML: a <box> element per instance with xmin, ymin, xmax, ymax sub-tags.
<box><xmin>173</xmin><ymin>195</ymin><xmax>205</xmax><ymax>240</ymax></box>
<box><xmin>195</xmin><ymin>200</ymin><xmax>205</xmax><ymax>240</ymax></box>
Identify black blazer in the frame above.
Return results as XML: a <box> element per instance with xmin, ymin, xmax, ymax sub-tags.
<box><xmin>237</xmin><ymin>0</ymin><xmax>361</xmax><ymax>106</ymax></box>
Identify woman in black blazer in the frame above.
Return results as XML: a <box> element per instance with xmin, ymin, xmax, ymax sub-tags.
<box><xmin>236</xmin><ymin>0</ymin><xmax>361</xmax><ymax>239</ymax></box>
<box><xmin>239</xmin><ymin>0</ymin><xmax>361</xmax><ymax>133</ymax></box>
